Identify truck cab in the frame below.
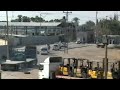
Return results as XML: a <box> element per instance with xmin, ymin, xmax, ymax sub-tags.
<box><xmin>38</xmin><ymin>57</ymin><xmax>62</xmax><ymax>79</ymax></box>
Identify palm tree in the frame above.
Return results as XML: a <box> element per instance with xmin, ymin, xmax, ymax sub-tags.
<box><xmin>72</xmin><ymin>17</ymin><xmax>80</xmax><ymax>26</ymax></box>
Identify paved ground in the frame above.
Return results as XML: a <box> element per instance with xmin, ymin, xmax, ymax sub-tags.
<box><xmin>2</xmin><ymin>43</ymin><xmax>120</xmax><ymax>79</ymax></box>
<box><xmin>2</xmin><ymin>68</ymin><xmax>38</xmax><ymax>79</ymax></box>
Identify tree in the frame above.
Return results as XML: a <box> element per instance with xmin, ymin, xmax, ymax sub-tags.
<box><xmin>18</xmin><ymin>15</ymin><xmax>22</xmax><ymax>22</ymax></box>
<box><xmin>22</xmin><ymin>16</ymin><xmax>30</xmax><ymax>22</ymax></box>
<box><xmin>97</xmin><ymin>18</ymin><xmax>120</xmax><ymax>35</ymax></box>
<box><xmin>79</xmin><ymin>20</ymin><xmax>95</xmax><ymax>31</ymax></box>
<box><xmin>86</xmin><ymin>21</ymin><xmax>95</xmax><ymax>27</ymax></box>
<box><xmin>11</xmin><ymin>19</ymin><xmax>18</xmax><ymax>22</ymax></box>
<box><xmin>73</xmin><ymin>17</ymin><xmax>79</xmax><ymax>23</ymax></box>
<box><xmin>30</xmin><ymin>17</ymin><xmax>35</xmax><ymax>22</ymax></box>
<box><xmin>49</xmin><ymin>19</ymin><xmax>54</xmax><ymax>22</ymax></box>
<box><xmin>72</xmin><ymin>17</ymin><xmax>80</xmax><ymax>26</ymax></box>
<box><xmin>34</xmin><ymin>16</ymin><xmax>45</xmax><ymax>22</ymax></box>
<box><xmin>54</xmin><ymin>19</ymin><xmax>61</xmax><ymax>22</ymax></box>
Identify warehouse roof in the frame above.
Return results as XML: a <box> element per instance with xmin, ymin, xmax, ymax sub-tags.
<box><xmin>0</xmin><ymin>22</ymin><xmax>61</xmax><ymax>27</ymax></box>
<box><xmin>1</xmin><ymin>34</ymin><xmax>28</xmax><ymax>37</ymax></box>
<box><xmin>2</xmin><ymin>60</ymin><xmax>25</xmax><ymax>65</ymax></box>
<box><xmin>103</xmin><ymin>35</ymin><xmax>120</xmax><ymax>37</ymax></box>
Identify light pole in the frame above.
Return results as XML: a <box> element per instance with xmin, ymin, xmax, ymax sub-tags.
<box><xmin>6</xmin><ymin>11</ymin><xmax>9</xmax><ymax>60</ymax></box>
<box><xmin>103</xmin><ymin>35</ymin><xmax>108</xmax><ymax>79</ymax></box>
<box><xmin>95</xmin><ymin>11</ymin><xmax>98</xmax><ymax>43</ymax></box>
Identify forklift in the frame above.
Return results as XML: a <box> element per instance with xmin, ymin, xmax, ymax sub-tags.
<box><xmin>59</xmin><ymin>58</ymin><xmax>90</xmax><ymax>78</ymax></box>
<box><xmin>110</xmin><ymin>61</ymin><xmax>120</xmax><ymax>79</ymax></box>
<box><xmin>88</xmin><ymin>60</ymin><xmax>116</xmax><ymax>79</ymax></box>
<box><xmin>87</xmin><ymin>60</ymin><xmax>114</xmax><ymax>79</ymax></box>
<box><xmin>59</xmin><ymin>58</ymin><xmax>75</xmax><ymax>76</ymax></box>
<box><xmin>87</xmin><ymin>61</ymin><xmax>104</xmax><ymax>79</ymax></box>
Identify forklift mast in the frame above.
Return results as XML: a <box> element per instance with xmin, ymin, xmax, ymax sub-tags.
<box><xmin>97</xmin><ymin>62</ymin><xmax>100</xmax><ymax>69</ymax></box>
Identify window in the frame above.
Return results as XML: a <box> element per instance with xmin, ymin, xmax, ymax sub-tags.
<box><xmin>50</xmin><ymin>57</ymin><xmax>62</xmax><ymax>63</ymax></box>
<box><xmin>41</xmin><ymin>27</ymin><xmax>44</xmax><ymax>29</ymax></box>
<box><xmin>41</xmin><ymin>48</ymin><xmax>47</xmax><ymax>51</ymax></box>
<box><xmin>53</xmin><ymin>29</ymin><xmax>56</xmax><ymax>32</ymax></box>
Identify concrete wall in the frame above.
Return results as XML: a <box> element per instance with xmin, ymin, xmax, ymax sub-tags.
<box><xmin>20</xmin><ymin>36</ymin><xmax>59</xmax><ymax>46</ymax></box>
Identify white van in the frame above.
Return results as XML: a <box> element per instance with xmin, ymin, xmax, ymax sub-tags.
<box><xmin>40</xmin><ymin>47</ymin><xmax>49</xmax><ymax>55</ymax></box>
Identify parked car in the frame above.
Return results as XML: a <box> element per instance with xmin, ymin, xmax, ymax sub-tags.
<box><xmin>52</xmin><ymin>44</ymin><xmax>60</xmax><ymax>51</ymax></box>
<box><xmin>60</xmin><ymin>42</ymin><xmax>68</xmax><ymax>48</ymax></box>
<box><xmin>76</xmin><ymin>40</ymin><xmax>81</xmax><ymax>44</ymax></box>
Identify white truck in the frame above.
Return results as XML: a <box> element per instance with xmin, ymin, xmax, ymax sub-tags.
<box><xmin>38</xmin><ymin>56</ymin><xmax>63</xmax><ymax>79</ymax></box>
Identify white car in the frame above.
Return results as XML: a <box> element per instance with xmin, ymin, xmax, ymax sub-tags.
<box><xmin>52</xmin><ymin>44</ymin><xmax>60</xmax><ymax>51</ymax></box>
<box><xmin>40</xmin><ymin>47</ymin><xmax>49</xmax><ymax>55</ymax></box>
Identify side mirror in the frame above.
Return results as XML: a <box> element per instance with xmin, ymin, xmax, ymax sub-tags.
<box><xmin>39</xmin><ymin>64</ymin><xmax>44</xmax><ymax>70</ymax></box>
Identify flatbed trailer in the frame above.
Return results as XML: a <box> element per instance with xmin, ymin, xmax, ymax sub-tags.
<box><xmin>56</xmin><ymin>75</ymin><xmax>86</xmax><ymax>79</ymax></box>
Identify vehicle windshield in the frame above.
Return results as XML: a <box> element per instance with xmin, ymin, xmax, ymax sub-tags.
<box><xmin>41</xmin><ymin>48</ymin><xmax>47</xmax><ymax>51</ymax></box>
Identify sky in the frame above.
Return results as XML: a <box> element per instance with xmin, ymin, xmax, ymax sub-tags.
<box><xmin>0</xmin><ymin>11</ymin><xmax>119</xmax><ymax>25</ymax></box>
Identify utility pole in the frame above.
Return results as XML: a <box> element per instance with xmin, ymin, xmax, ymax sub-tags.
<box><xmin>63</xmin><ymin>11</ymin><xmax>72</xmax><ymax>54</ymax></box>
<box><xmin>103</xmin><ymin>35</ymin><xmax>108</xmax><ymax>79</ymax></box>
<box><xmin>6</xmin><ymin>11</ymin><xmax>9</xmax><ymax>60</ymax></box>
<box><xmin>39</xmin><ymin>12</ymin><xmax>50</xmax><ymax>36</ymax></box>
<box><xmin>63</xmin><ymin>11</ymin><xmax>72</xmax><ymax>22</ymax></box>
<box><xmin>95</xmin><ymin>11</ymin><xmax>98</xmax><ymax>43</ymax></box>
<box><xmin>40</xmin><ymin>13</ymin><xmax>42</xmax><ymax>36</ymax></box>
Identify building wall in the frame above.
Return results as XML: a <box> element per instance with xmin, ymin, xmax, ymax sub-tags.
<box><xmin>76</xmin><ymin>31</ymin><xmax>94</xmax><ymax>43</ymax></box>
<box><xmin>20</xmin><ymin>36</ymin><xmax>59</xmax><ymax>46</ymax></box>
<box><xmin>0</xmin><ymin>45</ymin><xmax>7</xmax><ymax>62</ymax></box>
<box><xmin>0</xmin><ymin>26</ymin><xmax>62</xmax><ymax>36</ymax></box>
<box><xmin>106</xmin><ymin>35</ymin><xmax>120</xmax><ymax>44</ymax></box>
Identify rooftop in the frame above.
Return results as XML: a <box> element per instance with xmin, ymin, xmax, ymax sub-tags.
<box><xmin>0</xmin><ymin>39</ymin><xmax>7</xmax><ymax>45</ymax></box>
<box><xmin>2</xmin><ymin>61</ymin><xmax>25</xmax><ymax>65</ymax></box>
<box><xmin>1</xmin><ymin>34</ymin><xmax>28</xmax><ymax>37</ymax></box>
<box><xmin>0</xmin><ymin>22</ymin><xmax>61</xmax><ymax>27</ymax></box>
<box><xmin>103</xmin><ymin>35</ymin><xmax>120</xmax><ymax>37</ymax></box>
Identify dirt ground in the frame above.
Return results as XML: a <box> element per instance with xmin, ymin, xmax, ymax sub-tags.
<box><xmin>2</xmin><ymin>44</ymin><xmax>120</xmax><ymax>79</ymax></box>
<box><xmin>56</xmin><ymin>44</ymin><xmax>120</xmax><ymax>61</ymax></box>
<box><xmin>2</xmin><ymin>68</ymin><xmax>38</xmax><ymax>79</ymax></box>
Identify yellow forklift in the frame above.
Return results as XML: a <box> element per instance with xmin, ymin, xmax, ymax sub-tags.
<box><xmin>59</xmin><ymin>58</ymin><xmax>75</xmax><ymax>76</ymax></box>
<box><xmin>87</xmin><ymin>60</ymin><xmax>114</xmax><ymax>79</ymax></box>
<box><xmin>59</xmin><ymin>58</ymin><xmax>90</xmax><ymax>78</ymax></box>
<box><xmin>58</xmin><ymin>57</ymin><xmax>120</xmax><ymax>79</ymax></box>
